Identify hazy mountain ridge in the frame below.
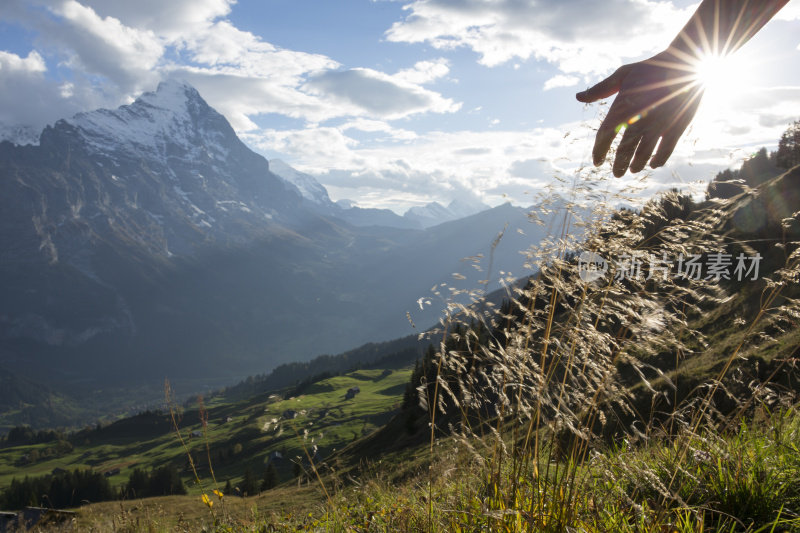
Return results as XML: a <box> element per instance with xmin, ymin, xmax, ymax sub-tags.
<box><xmin>267</xmin><ymin>159</ymin><xmax>491</xmax><ymax>229</ymax></box>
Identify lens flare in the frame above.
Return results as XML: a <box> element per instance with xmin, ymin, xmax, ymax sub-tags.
<box><xmin>692</xmin><ymin>52</ymin><xmax>744</xmax><ymax>107</ymax></box>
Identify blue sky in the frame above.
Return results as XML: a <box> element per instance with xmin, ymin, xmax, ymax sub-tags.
<box><xmin>1</xmin><ymin>0</ymin><xmax>800</xmax><ymax>212</ymax></box>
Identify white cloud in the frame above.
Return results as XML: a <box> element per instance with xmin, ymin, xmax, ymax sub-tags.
<box><xmin>340</xmin><ymin>118</ymin><xmax>418</xmax><ymax>140</ymax></box>
<box><xmin>0</xmin><ymin>50</ymin><xmax>46</xmax><ymax>72</ymax></box>
<box><xmin>394</xmin><ymin>58</ymin><xmax>451</xmax><ymax>84</ymax></box>
<box><xmin>242</xmin><ymin>124</ymin><xmax>586</xmax><ymax>209</ymax></box>
<box><xmin>543</xmin><ymin>74</ymin><xmax>580</xmax><ymax>91</ymax></box>
<box><xmin>243</xmin><ymin>127</ymin><xmax>360</xmax><ymax>167</ymax></box>
<box><xmin>182</xmin><ymin>20</ymin><xmax>338</xmax><ymax>79</ymax></box>
<box><xmin>51</xmin><ymin>0</ymin><xmax>164</xmax><ymax>88</ymax></box>
<box><xmin>304</xmin><ymin>67</ymin><xmax>460</xmax><ymax>119</ymax></box>
<box><xmin>386</xmin><ymin>0</ymin><xmax>693</xmax><ymax>74</ymax></box>
<box><xmin>0</xmin><ymin>49</ymin><xmax>90</xmax><ymax>131</ymax></box>
<box><xmin>77</xmin><ymin>0</ymin><xmax>234</xmax><ymax>38</ymax></box>
<box><xmin>686</xmin><ymin>85</ymin><xmax>800</xmax><ymax>157</ymax></box>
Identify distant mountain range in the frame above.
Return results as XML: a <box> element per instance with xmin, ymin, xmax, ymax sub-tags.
<box><xmin>0</xmin><ymin>80</ymin><xmax>558</xmax><ymax>425</ymax></box>
<box><xmin>267</xmin><ymin>158</ymin><xmax>489</xmax><ymax>229</ymax></box>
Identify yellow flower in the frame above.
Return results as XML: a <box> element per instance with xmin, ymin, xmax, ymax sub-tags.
<box><xmin>201</xmin><ymin>493</ymin><xmax>213</xmax><ymax>508</ymax></box>
<box><xmin>213</xmin><ymin>489</ymin><xmax>224</xmax><ymax>500</ymax></box>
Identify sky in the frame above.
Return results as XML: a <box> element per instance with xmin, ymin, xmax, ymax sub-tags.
<box><xmin>1</xmin><ymin>0</ymin><xmax>800</xmax><ymax>213</ymax></box>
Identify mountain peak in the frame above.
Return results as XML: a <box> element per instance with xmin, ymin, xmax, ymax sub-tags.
<box><xmin>138</xmin><ymin>79</ymin><xmax>203</xmax><ymax>110</ymax></box>
<box><xmin>448</xmin><ymin>197</ymin><xmax>489</xmax><ymax>218</ymax></box>
<box><xmin>58</xmin><ymin>79</ymin><xmax>235</xmax><ymax>160</ymax></box>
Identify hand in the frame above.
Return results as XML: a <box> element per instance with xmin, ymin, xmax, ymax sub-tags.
<box><xmin>576</xmin><ymin>51</ymin><xmax>704</xmax><ymax>177</ymax></box>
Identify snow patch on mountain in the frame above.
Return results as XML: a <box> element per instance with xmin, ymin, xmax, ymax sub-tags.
<box><xmin>268</xmin><ymin>159</ymin><xmax>333</xmax><ymax>206</ymax></box>
<box><xmin>0</xmin><ymin>123</ymin><xmax>41</xmax><ymax>146</ymax></box>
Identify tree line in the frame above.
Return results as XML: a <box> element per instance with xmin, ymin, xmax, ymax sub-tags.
<box><xmin>0</xmin><ymin>465</ymin><xmax>186</xmax><ymax>511</ymax></box>
<box><xmin>707</xmin><ymin>119</ymin><xmax>800</xmax><ymax>199</ymax></box>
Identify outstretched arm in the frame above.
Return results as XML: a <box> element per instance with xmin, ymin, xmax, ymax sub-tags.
<box><xmin>577</xmin><ymin>0</ymin><xmax>789</xmax><ymax>177</ymax></box>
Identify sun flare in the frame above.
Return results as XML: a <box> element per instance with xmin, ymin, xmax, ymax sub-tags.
<box><xmin>692</xmin><ymin>52</ymin><xmax>747</xmax><ymax>107</ymax></box>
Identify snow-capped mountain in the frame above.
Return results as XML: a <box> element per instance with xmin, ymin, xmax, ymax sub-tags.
<box><xmin>404</xmin><ymin>201</ymin><xmax>454</xmax><ymax>228</ymax></box>
<box><xmin>403</xmin><ymin>198</ymin><xmax>490</xmax><ymax>228</ymax></box>
<box><xmin>30</xmin><ymin>80</ymin><xmax>304</xmax><ymax>257</ymax></box>
<box><xmin>66</xmin><ymin>81</ymin><xmax>237</xmax><ymax>161</ymax></box>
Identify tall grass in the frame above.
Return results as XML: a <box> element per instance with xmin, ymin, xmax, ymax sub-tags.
<box><xmin>393</xmin><ymin>149</ymin><xmax>800</xmax><ymax>531</ymax></box>
<box><xmin>154</xmin><ymin>121</ymin><xmax>800</xmax><ymax>532</ymax></box>
<box><xmin>278</xmin><ymin>137</ymin><xmax>800</xmax><ymax>530</ymax></box>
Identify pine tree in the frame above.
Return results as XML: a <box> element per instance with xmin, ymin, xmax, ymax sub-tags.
<box><xmin>777</xmin><ymin>120</ymin><xmax>800</xmax><ymax>170</ymax></box>
<box><xmin>125</xmin><ymin>468</ymin><xmax>149</xmax><ymax>498</ymax></box>
<box><xmin>148</xmin><ymin>464</ymin><xmax>186</xmax><ymax>496</ymax></box>
<box><xmin>261</xmin><ymin>462</ymin><xmax>278</xmax><ymax>491</ymax></box>
<box><xmin>241</xmin><ymin>467</ymin><xmax>259</xmax><ymax>496</ymax></box>
<box><xmin>402</xmin><ymin>359</ymin><xmax>422</xmax><ymax>410</ymax></box>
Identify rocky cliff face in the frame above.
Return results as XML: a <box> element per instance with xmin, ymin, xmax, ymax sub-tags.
<box><xmin>0</xmin><ymin>81</ymin><xmax>316</xmax><ymax>381</ymax></box>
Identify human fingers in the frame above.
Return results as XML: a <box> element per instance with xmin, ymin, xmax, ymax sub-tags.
<box><xmin>650</xmin><ymin>130</ymin><xmax>682</xmax><ymax>169</ymax></box>
<box><xmin>649</xmin><ymin>109</ymin><xmax>694</xmax><ymax>168</ymax></box>
<box><xmin>613</xmin><ymin>125</ymin><xmax>642</xmax><ymax>177</ymax></box>
<box><xmin>592</xmin><ymin>116</ymin><xmax>620</xmax><ymax>167</ymax></box>
<box><xmin>650</xmin><ymin>91</ymin><xmax>702</xmax><ymax>168</ymax></box>
<box><xmin>576</xmin><ymin>65</ymin><xmax>630</xmax><ymax>103</ymax></box>
<box><xmin>630</xmin><ymin>133</ymin><xmax>660</xmax><ymax>173</ymax></box>
<box><xmin>592</xmin><ymin>97</ymin><xmax>633</xmax><ymax>166</ymax></box>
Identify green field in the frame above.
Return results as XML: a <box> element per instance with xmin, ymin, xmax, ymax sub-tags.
<box><xmin>0</xmin><ymin>367</ymin><xmax>411</xmax><ymax>496</ymax></box>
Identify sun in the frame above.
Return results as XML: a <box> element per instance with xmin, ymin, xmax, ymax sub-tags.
<box><xmin>691</xmin><ymin>51</ymin><xmax>748</xmax><ymax>108</ymax></box>
<box><xmin>684</xmin><ymin>48</ymin><xmax>759</xmax><ymax>151</ymax></box>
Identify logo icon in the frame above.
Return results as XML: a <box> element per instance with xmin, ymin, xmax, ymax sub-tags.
<box><xmin>578</xmin><ymin>251</ymin><xmax>608</xmax><ymax>282</ymax></box>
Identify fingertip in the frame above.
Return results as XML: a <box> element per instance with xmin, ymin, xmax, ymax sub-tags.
<box><xmin>630</xmin><ymin>155</ymin><xmax>649</xmax><ymax>174</ymax></box>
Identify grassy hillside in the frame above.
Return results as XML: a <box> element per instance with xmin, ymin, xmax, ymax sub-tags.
<box><xmin>0</xmin><ymin>367</ymin><xmax>412</xmax><ymax>501</ymax></box>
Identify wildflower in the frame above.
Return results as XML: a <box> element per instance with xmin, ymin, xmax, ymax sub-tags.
<box><xmin>213</xmin><ymin>489</ymin><xmax>224</xmax><ymax>500</ymax></box>
<box><xmin>201</xmin><ymin>493</ymin><xmax>213</xmax><ymax>508</ymax></box>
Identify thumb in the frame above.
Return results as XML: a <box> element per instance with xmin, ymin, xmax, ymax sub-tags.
<box><xmin>576</xmin><ymin>66</ymin><xmax>629</xmax><ymax>103</ymax></box>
